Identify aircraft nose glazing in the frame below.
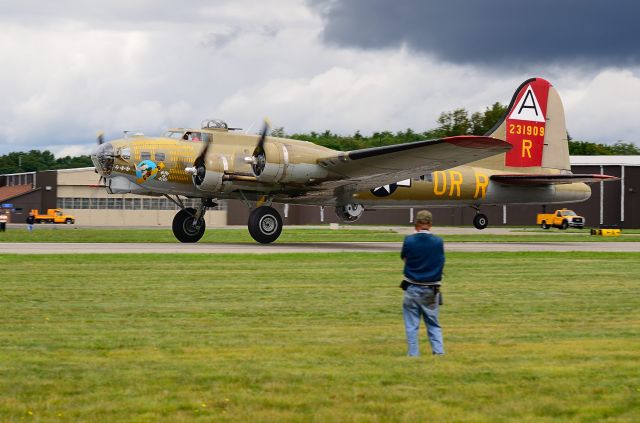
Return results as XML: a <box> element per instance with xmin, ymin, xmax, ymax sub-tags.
<box><xmin>91</xmin><ymin>142</ymin><xmax>115</xmax><ymax>176</ymax></box>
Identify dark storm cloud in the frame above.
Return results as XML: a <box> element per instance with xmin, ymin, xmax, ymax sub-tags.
<box><xmin>311</xmin><ymin>0</ymin><xmax>640</xmax><ymax>65</ymax></box>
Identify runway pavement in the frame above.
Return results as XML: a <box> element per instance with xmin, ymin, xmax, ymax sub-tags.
<box><xmin>1</xmin><ymin>241</ymin><xmax>639</xmax><ymax>254</ymax></box>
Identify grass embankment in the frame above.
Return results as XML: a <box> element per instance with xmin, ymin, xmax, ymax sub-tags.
<box><xmin>1</xmin><ymin>252</ymin><xmax>639</xmax><ymax>421</ymax></box>
<box><xmin>0</xmin><ymin>227</ymin><xmax>639</xmax><ymax>243</ymax></box>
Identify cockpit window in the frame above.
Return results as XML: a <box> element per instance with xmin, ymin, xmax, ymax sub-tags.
<box><xmin>181</xmin><ymin>132</ymin><xmax>206</xmax><ymax>142</ymax></box>
<box><xmin>164</xmin><ymin>131</ymin><xmax>184</xmax><ymax>139</ymax></box>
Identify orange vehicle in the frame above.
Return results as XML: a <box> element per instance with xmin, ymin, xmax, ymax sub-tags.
<box><xmin>536</xmin><ymin>208</ymin><xmax>584</xmax><ymax>229</ymax></box>
<box><xmin>30</xmin><ymin>208</ymin><xmax>75</xmax><ymax>224</ymax></box>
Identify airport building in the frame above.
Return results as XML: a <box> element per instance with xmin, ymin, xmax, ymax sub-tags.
<box><xmin>0</xmin><ymin>168</ymin><xmax>226</xmax><ymax>227</ymax></box>
<box><xmin>1</xmin><ymin>155</ymin><xmax>639</xmax><ymax>228</ymax></box>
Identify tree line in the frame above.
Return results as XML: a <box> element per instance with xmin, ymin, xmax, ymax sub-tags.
<box><xmin>1</xmin><ymin>103</ymin><xmax>638</xmax><ymax>173</ymax></box>
<box><xmin>0</xmin><ymin>150</ymin><xmax>93</xmax><ymax>174</ymax></box>
<box><xmin>283</xmin><ymin>103</ymin><xmax>640</xmax><ymax>155</ymax></box>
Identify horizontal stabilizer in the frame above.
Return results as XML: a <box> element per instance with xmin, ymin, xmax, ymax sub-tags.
<box><xmin>490</xmin><ymin>174</ymin><xmax>619</xmax><ymax>185</ymax></box>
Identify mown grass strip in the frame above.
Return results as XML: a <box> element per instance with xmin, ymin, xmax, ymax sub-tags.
<box><xmin>0</xmin><ymin>227</ymin><xmax>638</xmax><ymax>243</ymax></box>
<box><xmin>1</xmin><ymin>252</ymin><xmax>639</xmax><ymax>421</ymax></box>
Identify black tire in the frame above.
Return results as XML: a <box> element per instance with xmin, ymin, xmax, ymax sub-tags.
<box><xmin>560</xmin><ymin>220</ymin><xmax>569</xmax><ymax>230</ymax></box>
<box><xmin>65</xmin><ymin>219</ymin><xmax>73</xmax><ymax>224</ymax></box>
<box><xmin>172</xmin><ymin>207</ymin><xmax>206</xmax><ymax>243</ymax></box>
<box><xmin>248</xmin><ymin>206</ymin><xmax>282</xmax><ymax>244</ymax></box>
<box><xmin>473</xmin><ymin>213</ymin><xmax>488</xmax><ymax>230</ymax></box>
<box><xmin>541</xmin><ymin>221</ymin><xmax>549</xmax><ymax>229</ymax></box>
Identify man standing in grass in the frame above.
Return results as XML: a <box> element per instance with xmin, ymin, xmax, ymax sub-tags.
<box><xmin>0</xmin><ymin>212</ymin><xmax>7</xmax><ymax>232</ymax></box>
<box><xmin>401</xmin><ymin>210</ymin><xmax>445</xmax><ymax>356</ymax></box>
<box><xmin>26</xmin><ymin>211</ymin><xmax>35</xmax><ymax>232</ymax></box>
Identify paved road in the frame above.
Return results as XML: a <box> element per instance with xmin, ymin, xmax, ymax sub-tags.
<box><xmin>1</xmin><ymin>241</ymin><xmax>639</xmax><ymax>254</ymax></box>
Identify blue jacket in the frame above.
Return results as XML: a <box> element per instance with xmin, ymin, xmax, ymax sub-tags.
<box><xmin>401</xmin><ymin>231</ymin><xmax>445</xmax><ymax>283</ymax></box>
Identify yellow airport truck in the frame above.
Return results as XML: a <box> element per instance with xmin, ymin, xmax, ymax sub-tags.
<box><xmin>536</xmin><ymin>209</ymin><xmax>584</xmax><ymax>229</ymax></box>
<box><xmin>30</xmin><ymin>208</ymin><xmax>75</xmax><ymax>224</ymax></box>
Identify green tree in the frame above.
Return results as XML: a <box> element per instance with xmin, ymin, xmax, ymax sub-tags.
<box><xmin>0</xmin><ymin>150</ymin><xmax>93</xmax><ymax>173</ymax></box>
<box><xmin>436</xmin><ymin>108</ymin><xmax>472</xmax><ymax>136</ymax></box>
<box><xmin>471</xmin><ymin>102</ymin><xmax>508</xmax><ymax>135</ymax></box>
<box><xmin>568</xmin><ymin>140</ymin><xmax>640</xmax><ymax>155</ymax></box>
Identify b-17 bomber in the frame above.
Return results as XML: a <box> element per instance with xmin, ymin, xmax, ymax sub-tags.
<box><xmin>92</xmin><ymin>78</ymin><xmax>617</xmax><ymax>243</ymax></box>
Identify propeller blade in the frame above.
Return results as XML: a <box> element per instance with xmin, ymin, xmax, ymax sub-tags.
<box><xmin>194</xmin><ymin>133</ymin><xmax>214</xmax><ymax>169</ymax></box>
<box><xmin>251</xmin><ymin>119</ymin><xmax>270</xmax><ymax>176</ymax></box>
<box><xmin>253</xmin><ymin>119</ymin><xmax>270</xmax><ymax>157</ymax></box>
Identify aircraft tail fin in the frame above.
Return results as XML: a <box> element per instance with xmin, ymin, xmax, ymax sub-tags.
<box><xmin>480</xmin><ymin>77</ymin><xmax>570</xmax><ymax>172</ymax></box>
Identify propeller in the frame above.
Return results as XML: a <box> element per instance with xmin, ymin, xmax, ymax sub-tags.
<box><xmin>246</xmin><ymin>119</ymin><xmax>270</xmax><ymax>176</ymax></box>
<box><xmin>91</xmin><ymin>131</ymin><xmax>111</xmax><ymax>186</ymax></box>
<box><xmin>186</xmin><ymin>119</ymin><xmax>270</xmax><ymax>185</ymax></box>
<box><xmin>186</xmin><ymin>131</ymin><xmax>215</xmax><ymax>185</ymax></box>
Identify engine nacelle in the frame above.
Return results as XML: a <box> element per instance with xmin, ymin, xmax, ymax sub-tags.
<box><xmin>335</xmin><ymin>203</ymin><xmax>364</xmax><ymax>222</ymax></box>
<box><xmin>194</xmin><ymin>155</ymin><xmax>228</xmax><ymax>193</ymax></box>
<box><xmin>254</xmin><ymin>143</ymin><xmax>329</xmax><ymax>184</ymax></box>
<box><xmin>196</xmin><ymin>170</ymin><xmax>224</xmax><ymax>192</ymax></box>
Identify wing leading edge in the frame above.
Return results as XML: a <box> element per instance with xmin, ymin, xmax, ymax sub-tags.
<box><xmin>317</xmin><ymin>135</ymin><xmax>511</xmax><ymax>191</ymax></box>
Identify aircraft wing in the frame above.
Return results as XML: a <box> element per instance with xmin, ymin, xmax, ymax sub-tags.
<box><xmin>490</xmin><ymin>174</ymin><xmax>619</xmax><ymax>185</ymax></box>
<box><xmin>316</xmin><ymin>135</ymin><xmax>511</xmax><ymax>192</ymax></box>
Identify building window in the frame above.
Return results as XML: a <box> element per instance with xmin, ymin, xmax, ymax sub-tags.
<box><xmin>155</xmin><ymin>152</ymin><xmax>166</xmax><ymax>162</ymax></box>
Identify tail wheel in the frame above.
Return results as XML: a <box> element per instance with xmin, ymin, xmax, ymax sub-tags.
<box><xmin>560</xmin><ymin>220</ymin><xmax>569</xmax><ymax>230</ymax></box>
<box><xmin>248</xmin><ymin>206</ymin><xmax>282</xmax><ymax>244</ymax></box>
<box><xmin>172</xmin><ymin>207</ymin><xmax>206</xmax><ymax>243</ymax></box>
<box><xmin>473</xmin><ymin>213</ymin><xmax>488</xmax><ymax>230</ymax></box>
<box><xmin>541</xmin><ymin>221</ymin><xmax>549</xmax><ymax>229</ymax></box>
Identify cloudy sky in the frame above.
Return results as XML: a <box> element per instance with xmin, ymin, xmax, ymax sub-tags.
<box><xmin>1</xmin><ymin>0</ymin><xmax>639</xmax><ymax>156</ymax></box>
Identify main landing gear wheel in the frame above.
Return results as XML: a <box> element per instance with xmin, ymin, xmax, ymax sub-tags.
<box><xmin>172</xmin><ymin>207</ymin><xmax>206</xmax><ymax>243</ymax></box>
<box><xmin>473</xmin><ymin>213</ymin><xmax>488</xmax><ymax>230</ymax></box>
<box><xmin>248</xmin><ymin>206</ymin><xmax>282</xmax><ymax>244</ymax></box>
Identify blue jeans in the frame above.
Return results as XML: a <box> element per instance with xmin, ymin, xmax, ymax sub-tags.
<box><xmin>403</xmin><ymin>284</ymin><xmax>444</xmax><ymax>356</ymax></box>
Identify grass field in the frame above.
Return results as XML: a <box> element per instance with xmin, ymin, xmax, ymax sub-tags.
<box><xmin>0</xmin><ymin>226</ymin><xmax>639</xmax><ymax>243</ymax></box>
<box><xmin>1</xmin><ymin>252</ymin><xmax>639</xmax><ymax>422</ymax></box>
